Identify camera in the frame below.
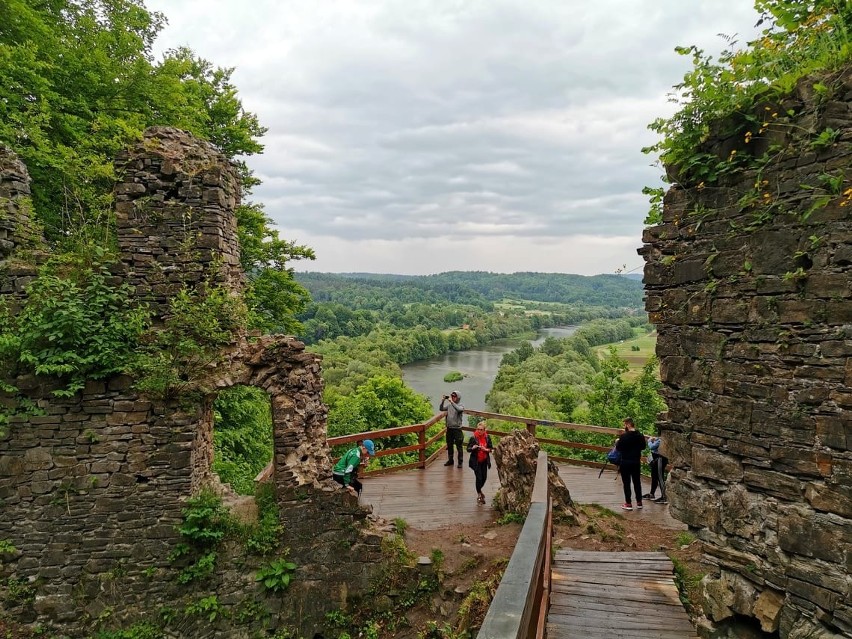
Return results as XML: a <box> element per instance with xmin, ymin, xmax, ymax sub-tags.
<box><xmin>443</xmin><ymin>395</ymin><xmax>449</xmax><ymax>400</ymax></box>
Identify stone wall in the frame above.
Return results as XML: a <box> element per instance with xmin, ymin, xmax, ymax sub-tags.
<box><xmin>0</xmin><ymin>146</ymin><xmax>46</xmax><ymax>314</ymax></box>
<box><xmin>641</xmin><ymin>68</ymin><xmax>851</xmax><ymax>638</ymax></box>
<box><xmin>0</xmin><ymin>128</ymin><xmax>384</xmax><ymax>637</ymax></box>
<box><xmin>114</xmin><ymin>127</ymin><xmax>244</xmax><ymax>319</ymax></box>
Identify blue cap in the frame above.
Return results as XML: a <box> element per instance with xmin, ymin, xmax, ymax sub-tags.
<box><xmin>362</xmin><ymin>440</ymin><xmax>375</xmax><ymax>456</ymax></box>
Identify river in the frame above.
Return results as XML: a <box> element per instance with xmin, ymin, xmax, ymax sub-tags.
<box><xmin>401</xmin><ymin>326</ymin><xmax>577</xmax><ymax>413</ymax></box>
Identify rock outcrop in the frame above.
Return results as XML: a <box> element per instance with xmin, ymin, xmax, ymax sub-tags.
<box><xmin>493</xmin><ymin>429</ymin><xmax>578</xmax><ymax>523</ymax></box>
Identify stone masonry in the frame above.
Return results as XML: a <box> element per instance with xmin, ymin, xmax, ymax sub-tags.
<box><xmin>0</xmin><ymin>128</ymin><xmax>383</xmax><ymax>637</ymax></box>
<box><xmin>114</xmin><ymin>126</ymin><xmax>245</xmax><ymax>319</ymax></box>
<box><xmin>641</xmin><ymin>67</ymin><xmax>852</xmax><ymax>638</ymax></box>
<box><xmin>0</xmin><ymin>146</ymin><xmax>46</xmax><ymax>315</ymax></box>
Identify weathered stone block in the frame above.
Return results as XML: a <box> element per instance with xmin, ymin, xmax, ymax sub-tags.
<box><xmin>778</xmin><ymin>509</ymin><xmax>851</xmax><ymax>564</ymax></box>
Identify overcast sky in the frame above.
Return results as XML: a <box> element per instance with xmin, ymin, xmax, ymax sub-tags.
<box><xmin>143</xmin><ymin>0</ymin><xmax>760</xmax><ymax>276</ymax></box>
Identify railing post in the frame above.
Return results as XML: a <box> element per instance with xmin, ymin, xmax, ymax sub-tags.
<box><xmin>526</xmin><ymin>420</ymin><xmax>536</xmax><ymax>437</ymax></box>
<box><xmin>418</xmin><ymin>422</ymin><xmax>426</xmax><ymax>468</ymax></box>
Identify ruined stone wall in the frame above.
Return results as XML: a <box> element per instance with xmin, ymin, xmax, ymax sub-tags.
<box><xmin>114</xmin><ymin>126</ymin><xmax>244</xmax><ymax>319</ymax></box>
<box><xmin>0</xmin><ymin>128</ymin><xmax>383</xmax><ymax>637</ymax></box>
<box><xmin>0</xmin><ymin>146</ymin><xmax>45</xmax><ymax>313</ymax></box>
<box><xmin>641</xmin><ymin>68</ymin><xmax>851</xmax><ymax>639</ymax></box>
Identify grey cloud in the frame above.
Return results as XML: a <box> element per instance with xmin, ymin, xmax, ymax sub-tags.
<box><xmin>149</xmin><ymin>0</ymin><xmax>758</xmax><ymax>271</ymax></box>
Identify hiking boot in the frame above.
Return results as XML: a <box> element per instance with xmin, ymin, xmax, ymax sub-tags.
<box><xmin>444</xmin><ymin>460</ymin><xmax>454</xmax><ymax>466</ymax></box>
<box><xmin>642</xmin><ymin>492</ymin><xmax>654</xmax><ymax>499</ymax></box>
<box><xmin>654</xmin><ymin>497</ymin><xmax>668</xmax><ymax>504</ymax></box>
<box><xmin>621</xmin><ymin>503</ymin><xmax>633</xmax><ymax>511</ymax></box>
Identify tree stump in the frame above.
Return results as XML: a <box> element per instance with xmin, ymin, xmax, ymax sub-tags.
<box><xmin>493</xmin><ymin>429</ymin><xmax>578</xmax><ymax>523</ymax></box>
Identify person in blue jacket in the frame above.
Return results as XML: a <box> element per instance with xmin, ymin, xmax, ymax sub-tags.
<box><xmin>643</xmin><ymin>436</ymin><xmax>669</xmax><ymax>504</ymax></box>
<box><xmin>332</xmin><ymin>439</ymin><xmax>375</xmax><ymax>497</ymax></box>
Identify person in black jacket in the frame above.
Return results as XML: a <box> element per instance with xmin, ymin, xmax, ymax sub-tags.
<box><xmin>615</xmin><ymin>417</ymin><xmax>646</xmax><ymax>510</ymax></box>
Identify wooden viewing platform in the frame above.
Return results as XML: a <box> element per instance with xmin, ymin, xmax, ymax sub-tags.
<box><xmin>361</xmin><ymin>460</ymin><xmax>693</xmax><ymax>638</ymax></box>
<box><xmin>304</xmin><ymin>409</ymin><xmax>694</xmax><ymax>637</ymax></box>
<box><xmin>548</xmin><ymin>551</ymin><xmax>699</xmax><ymax>639</ymax></box>
<box><xmin>360</xmin><ymin>462</ymin><xmax>684</xmax><ymax>531</ymax></box>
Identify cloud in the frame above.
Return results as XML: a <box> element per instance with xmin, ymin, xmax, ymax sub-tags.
<box><xmin>146</xmin><ymin>0</ymin><xmax>760</xmax><ymax>274</ymax></box>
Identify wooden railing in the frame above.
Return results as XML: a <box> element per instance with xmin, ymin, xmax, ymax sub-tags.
<box><xmin>477</xmin><ymin>450</ymin><xmax>552</xmax><ymax>638</ymax></box>
<box><xmin>255</xmin><ymin>409</ymin><xmax>624</xmax><ymax>482</ymax></box>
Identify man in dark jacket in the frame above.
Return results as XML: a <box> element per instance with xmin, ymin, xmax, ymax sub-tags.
<box><xmin>615</xmin><ymin>417</ymin><xmax>646</xmax><ymax>510</ymax></box>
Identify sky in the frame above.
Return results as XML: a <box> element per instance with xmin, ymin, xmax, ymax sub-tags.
<box><xmin>143</xmin><ymin>0</ymin><xmax>760</xmax><ymax>276</ymax></box>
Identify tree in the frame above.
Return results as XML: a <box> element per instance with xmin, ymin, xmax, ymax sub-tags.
<box><xmin>327</xmin><ymin>375</ymin><xmax>432</xmax><ymax>461</ymax></box>
<box><xmin>0</xmin><ymin>0</ymin><xmax>313</xmax><ymax>334</ymax></box>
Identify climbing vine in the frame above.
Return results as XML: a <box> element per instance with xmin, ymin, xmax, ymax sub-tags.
<box><xmin>643</xmin><ymin>0</ymin><xmax>852</xmax><ymax>219</ymax></box>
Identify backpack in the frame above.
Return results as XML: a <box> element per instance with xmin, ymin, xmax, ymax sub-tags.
<box><xmin>606</xmin><ymin>446</ymin><xmax>621</xmax><ymax>465</ymax></box>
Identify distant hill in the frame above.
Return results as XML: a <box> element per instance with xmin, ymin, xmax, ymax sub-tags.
<box><xmin>296</xmin><ymin>271</ymin><xmax>644</xmax><ymax>308</ymax></box>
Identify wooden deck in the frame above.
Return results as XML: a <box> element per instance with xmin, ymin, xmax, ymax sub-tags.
<box><xmin>556</xmin><ymin>465</ymin><xmax>685</xmax><ymax>530</ymax></box>
<box><xmin>547</xmin><ymin>551</ymin><xmax>698</xmax><ymax>638</ymax></box>
<box><xmin>361</xmin><ymin>459</ymin><xmax>498</xmax><ymax>529</ymax></box>
<box><xmin>360</xmin><ymin>461</ymin><xmax>685</xmax><ymax>530</ymax></box>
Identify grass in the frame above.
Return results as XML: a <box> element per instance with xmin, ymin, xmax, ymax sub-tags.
<box><xmin>592</xmin><ymin>329</ymin><xmax>657</xmax><ymax>380</ymax></box>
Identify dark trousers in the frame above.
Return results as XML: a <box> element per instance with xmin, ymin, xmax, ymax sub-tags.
<box><xmin>650</xmin><ymin>454</ymin><xmax>668</xmax><ymax>499</ymax></box>
<box><xmin>332</xmin><ymin>473</ymin><xmax>362</xmax><ymax>495</ymax></box>
<box><xmin>619</xmin><ymin>462</ymin><xmax>642</xmax><ymax>504</ymax></box>
<box><xmin>473</xmin><ymin>462</ymin><xmax>488</xmax><ymax>494</ymax></box>
<box><xmin>446</xmin><ymin>428</ymin><xmax>464</xmax><ymax>461</ymax></box>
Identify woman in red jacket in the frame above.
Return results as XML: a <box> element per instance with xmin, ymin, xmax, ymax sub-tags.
<box><xmin>467</xmin><ymin>421</ymin><xmax>495</xmax><ymax>504</ymax></box>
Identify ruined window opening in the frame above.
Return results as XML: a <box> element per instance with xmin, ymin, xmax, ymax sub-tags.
<box><xmin>211</xmin><ymin>384</ymin><xmax>274</xmax><ymax>497</ymax></box>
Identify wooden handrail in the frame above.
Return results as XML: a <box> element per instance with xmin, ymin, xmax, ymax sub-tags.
<box><xmin>254</xmin><ymin>409</ymin><xmax>623</xmax><ymax>483</ymax></box>
<box><xmin>465</xmin><ymin>409</ymin><xmax>623</xmax><ymax>436</ymax></box>
<box><xmin>477</xmin><ymin>451</ymin><xmax>552</xmax><ymax>638</ymax></box>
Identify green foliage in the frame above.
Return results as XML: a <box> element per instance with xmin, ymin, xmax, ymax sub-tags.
<box><xmin>0</xmin><ymin>247</ymin><xmax>148</xmax><ymax>396</ymax></box>
<box><xmin>489</xmin><ymin>318</ymin><xmax>642</xmax><ymax>419</ymax></box>
<box><xmin>374</xmin><ymin>534</ymin><xmax>416</xmax><ymax>594</ymax></box>
<box><xmin>129</xmin><ymin>286</ymin><xmax>247</xmax><ymax>398</ymax></box>
<box><xmin>642</xmin><ymin>186</ymin><xmax>666</xmax><ymax>225</ymax></box>
<box><xmin>177</xmin><ymin>490</ymin><xmax>232</xmax><ymax>546</ymax></box>
<box><xmin>255</xmin><ymin>558</ymin><xmax>297</xmax><ymax>592</ymax></box>
<box><xmin>496</xmin><ymin>512</ymin><xmax>525</xmax><ymax>525</ymax></box>
<box><xmin>643</xmin><ymin>1</ymin><xmax>852</xmax><ymax>193</ymax></box>
<box><xmin>171</xmin><ymin>490</ymin><xmax>234</xmax><ymax>583</ymax></box>
<box><xmin>443</xmin><ymin>371</ymin><xmax>464</xmax><ymax>383</ymax></box>
<box><xmin>455</xmin><ymin>564</ymin><xmax>505</xmax><ymax>634</ymax></box>
<box><xmin>4</xmin><ymin>576</ymin><xmax>36</xmax><ymax>605</ymax></box>
<box><xmin>298</xmin><ymin>271</ymin><xmax>644</xmax><ymax>329</ymax></box>
<box><xmin>0</xmin><ymin>539</ymin><xmax>17</xmax><ymax>554</ymax></box>
<box><xmin>184</xmin><ymin>595</ymin><xmax>223</xmax><ymax>622</ymax></box>
<box><xmin>212</xmin><ymin>385</ymin><xmax>273</xmax><ymax>495</ymax></box>
<box><xmin>0</xmin><ymin>0</ymin><xmax>263</xmax><ymax>241</ymax></box>
<box><xmin>177</xmin><ymin>551</ymin><xmax>216</xmax><ymax>584</ymax></box>
<box><xmin>237</xmin><ymin>203</ymin><xmax>315</xmax><ymax>334</ymax></box>
<box><xmin>809</xmin><ymin>126</ymin><xmax>841</xmax><ymax>149</ymax></box>
<box><xmin>0</xmin><ymin>0</ymin><xmax>313</xmax><ymax>339</ymax></box>
<box><xmin>676</xmin><ymin>531</ymin><xmax>696</xmax><ymax>547</ymax></box>
<box><xmin>327</xmin><ymin>375</ymin><xmax>432</xmax><ymax>464</ymax></box>
<box><xmin>393</xmin><ymin>518</ymin><xmax>409</xmax><ymax>536</ymax></box>
<box><xmin>92</xmin><ymin>623</ymin><xmax>163</xmax><ymax>639</ymax></box>
<box><xmin>586</xmin><ymin>350</ymin><xmax>666</xmax><ymax>433</ymax></box>
<box><xmin>242</xmin><ymin>482</ymin><xmax>282</xmax><ymax>556</ymax></box>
